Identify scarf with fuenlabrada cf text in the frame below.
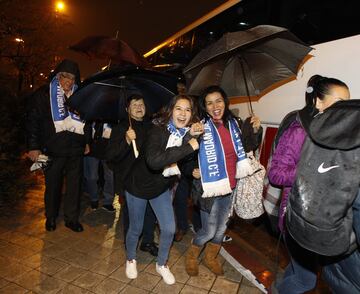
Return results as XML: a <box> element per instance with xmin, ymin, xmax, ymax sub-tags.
<box><xmin>199</xmin><ymin>118</ymin><xmax>253</xmax><ymax>198</ymax></box>
<box><xmin>49</xmin><ymin>76</ymin><xmax>84</xmax><ymax>135</ymax></box>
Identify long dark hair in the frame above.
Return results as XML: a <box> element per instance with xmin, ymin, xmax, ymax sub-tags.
<box><xmin>305</xmin><ymin>75</ymin><xmax>348</xmax><ymax>106</ymax></box>
<box><xmin>299</xmin><ymin>75</ymin><xmax>349</xmax><ymax>130</ymax></box>
<box><xmin>154</xmin><ymin>94</ymin><xmax>197</xmax><ymax>127</ymax></box>
<box><xmin>198</xmin><ymin>85</ymin><xmax>234</xmax><ymax>126</ymax></box>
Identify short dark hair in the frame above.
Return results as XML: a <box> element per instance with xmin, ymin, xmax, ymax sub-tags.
<box><xmin>126</xmin><ymin>94</ymin><xmax>144</xmax><ymax>108</ymax></box>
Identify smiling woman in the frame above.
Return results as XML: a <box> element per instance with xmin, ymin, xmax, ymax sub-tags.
<box><xmin>122</xmin><ymin>94</ymin><xmax>203</xmax><ymax>285</ymax></box>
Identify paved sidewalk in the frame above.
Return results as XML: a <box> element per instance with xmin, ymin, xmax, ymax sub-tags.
<box><xmin>0</xmin><ymin>175</ymin><xmax>263</xmax><ymax>294</ymax></box>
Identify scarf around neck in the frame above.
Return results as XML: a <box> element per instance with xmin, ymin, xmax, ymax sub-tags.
<box><xmin>199</xmin><ymin>117</ymin><xmax>253</xmax><ymax>198</ymax></box>
<box><xmin>49</xmin><ymin>77</ymin><xmax>84</xmax><ymax>135</ymax></box>
<box><xmin>162</xmin><ymin>120</ymin><xmax>189</xmax><ymax>177</ymax></box>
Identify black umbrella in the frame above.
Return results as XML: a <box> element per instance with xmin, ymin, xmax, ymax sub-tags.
<box><xmin>69</xmin><ymin>35</ymin><xmax>150</xmax><ymax>68</ymax></box>
<box><xmin>67</xmin><ymin>66</ymin><xmax>178</xmax><ymax>121</ymax></box>
<box><xmin>184</xmin><ymin>25</ymin><xmax>313</xmax><ymax>112</ymax></box>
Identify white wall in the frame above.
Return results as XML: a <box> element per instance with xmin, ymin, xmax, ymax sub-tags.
<box><xmin>232</xmin><ymin>34</ymin><xmax>360</xmax><ymax>125</ymax></box>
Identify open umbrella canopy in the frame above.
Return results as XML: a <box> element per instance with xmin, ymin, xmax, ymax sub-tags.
<box><xmin>69</xmin><ymin>35</ymin><xmax>149</xmax><ymax>68</ymax></box>
<box><xmin>67</xmin><ymin>66</ymin><xmax>178</xmax><ymax>121</ymax></box>
<box><xmin>184</xmin><ymin>25</ymin><xmax>313</xmax><ymax>99</ymax></box>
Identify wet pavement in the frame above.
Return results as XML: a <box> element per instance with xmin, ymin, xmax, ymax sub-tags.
<box><xmin>0</xmin><ymin>174</ymin><xmax>264</xmax><ymax>294</ymax></box>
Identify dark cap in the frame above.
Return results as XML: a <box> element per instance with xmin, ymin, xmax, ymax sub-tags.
<box><xmin>50</xmin><ymin>59</ymin><xmax>81</xmax><ymax>85</ymax></box>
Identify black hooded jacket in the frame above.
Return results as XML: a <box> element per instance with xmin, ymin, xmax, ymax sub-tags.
<box><xmin>286</xmin><ymin>99</ymin><xmax>360</xmax><ymax>256</ymax></box>
<box><xmin>26</xmin><ymin>59</ymin><xmax>89</xmax><ymax>156</ymax></box>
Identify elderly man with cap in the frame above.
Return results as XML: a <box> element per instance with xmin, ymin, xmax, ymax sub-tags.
<box><xmin>26</xmin><ymin>59</ymin><xmax>89</xmax><ymax>232</ymax></box>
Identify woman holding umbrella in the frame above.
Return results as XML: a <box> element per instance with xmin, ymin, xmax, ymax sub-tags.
<box><xmin>124</xmin><ymin>94</ymin><xmax>203</xmax><ymax>285</ymax></box>
<box><xmin>107</xmin><ymin>94</ymin><xmax>158</xmax><ymax>257</ymax></box>
<box><xmin>185</xmin><ymin>85</ymin><xmax>262</xmax><ymax>277</ymax></box>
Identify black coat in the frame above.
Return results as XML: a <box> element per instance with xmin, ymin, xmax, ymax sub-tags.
<box><xmin>124</xmin><ymin>125</ymin><xmax>195</xmax><ymax>199</ymax></box>
<box><xmin>107</xmin><ymin>118</ymin><xmax>152</xmax><ymax>194</ymax></box>
<box><xmin>84</xmin><ymin>121</ymin><xmax>113</xmax><ymax>160</ymax></box>
<box><xmin>26</xmin><ymin>85</ymin><xmax>89</xmax><ymax>157</ymax></box>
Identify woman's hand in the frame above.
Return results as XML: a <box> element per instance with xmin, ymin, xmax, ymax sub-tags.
<box><xmin>192</xmin><ymin>168</ymin><xmax>201</xmax><ymax>179</ymax></box>
<box><xmin>190</xmin><ymin>122</ymin><xmax>204</xmax><ymax>137</ymax></box>
<box><xmin>125</xmin><ymin>127</ymin><xmax>136</xmax><ymax>144</ymax></box>
<box><xmin>188</xmin><ymin>138</ymin><xmax>199</xmax><ymax>151</ymax></box>
<box><xmin>250</xmin><ymin>116</ymin><xmax>261</xmax><ymax>132</ymax></box>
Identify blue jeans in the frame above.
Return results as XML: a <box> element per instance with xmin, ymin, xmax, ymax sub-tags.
<box><xmin>125</xmin><ymin>190</ymin><xmax>176</xmax><ymax>266</ymax></box>
<box><xmin>277</xmin><ymin>234</ymin><xmax>317</xmax><ymax>294</ymax></box>
<box><xmin>84</xmin><ymin>157</ymin><xmax>114</xmax><ymax>205</ymax></box>
<box><xmin>192</xmin><ymin>194</ymin><xmax>232</xmax><ymax>246</ymax></box>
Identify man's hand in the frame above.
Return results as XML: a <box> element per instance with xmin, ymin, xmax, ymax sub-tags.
<box><xmin>28</xmin><ymin>150</ymin><xmax>41</xmax><ymax>162</ymax></box>
<box><xmin>126</xmin><ymin>127</ymin><xmax>136</xmax><ymax>144</ymax></box>
<box><xmin>192</xmin><ymin>168</ymin><xmax>201</xmax><ymax>179</ymax></box>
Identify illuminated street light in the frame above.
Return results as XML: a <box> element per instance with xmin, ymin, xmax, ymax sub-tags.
<box><xmin>15</xmin><ymin>38</ymin><xmax>24</xmax><ymax>43</ymax></box>
<box><xmin>55</xmin><ymin>1</ymin><xmax>65</xmax><ymax>13</ymax></box>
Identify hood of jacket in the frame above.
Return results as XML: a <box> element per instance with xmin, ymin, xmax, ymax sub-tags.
<box><xmin>309</xmin><ymin>99</ymin><xmax>360</xmax><ymax>150</ymax></box>
<box><xmin>49</xmin><ymin>59</ymin><xmax>81</xmax><ymax>86</ymax></box>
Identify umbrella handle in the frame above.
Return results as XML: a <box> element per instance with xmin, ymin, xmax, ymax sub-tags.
<box><xmin>132</xmin><ymin>140</ymin><xmax>139</xmax><ymax>158</ymax></box>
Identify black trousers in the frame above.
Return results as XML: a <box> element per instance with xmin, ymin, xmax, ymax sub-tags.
<box><xmin>44</xmin><ymin>155</ymin><xmax>83</xmax><ymax>222</ymax></box>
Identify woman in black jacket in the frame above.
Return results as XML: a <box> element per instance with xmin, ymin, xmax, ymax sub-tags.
<box><xmin>124</xmin><ymin>94</ymin><xmax>203</xmax><ymax>285</ymax></box>
<box><xmin>107</xmin><ymin>94</ymin><xmax>158</xmax><ymax>256</ymax></box>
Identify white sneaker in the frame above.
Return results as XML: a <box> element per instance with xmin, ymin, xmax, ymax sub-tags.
<box><xmin>125</xmin><ymin>259</ymin><xmax>138</xmax><ymax>279</ymax></box>
<box><xmin>156</xmin><ymin>263</ymin><xmax>176</xmax><ymax>285</ymax></box>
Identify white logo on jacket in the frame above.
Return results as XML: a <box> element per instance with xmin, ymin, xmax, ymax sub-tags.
<box><xmin>317</xmin><ymin>162</ymin><xmax>339</xmax><ymax>173</ymax></box>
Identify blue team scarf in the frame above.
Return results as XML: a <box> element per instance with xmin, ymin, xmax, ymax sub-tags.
<box><xmin>162</xmin><ymin>120</ymin><xmax>190</xmax><ymax>177</ymax></box>
<box><xmin>199</xmin><ymin>117</ymin><xmax>250</xmax><ymax>198</ymax></box>
<box><xmin>49</xmin><ymin>76</ymin><xmax>84</xmax><ymax>134</ymax></box>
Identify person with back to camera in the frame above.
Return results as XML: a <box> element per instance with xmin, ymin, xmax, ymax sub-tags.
<box><xmin>268</xmin><ymin>75</ymin><xmax>356</xmax><ymax>293</ymax></box>
<box><xmin>124</xmin><ymin>94</ymin><xmax>204</xmax><ymax>285</ymax></box>
<box><xmin>185</xmin><ymin>85</ymin><xmax>262</xmax><ymax>277</ymax></box>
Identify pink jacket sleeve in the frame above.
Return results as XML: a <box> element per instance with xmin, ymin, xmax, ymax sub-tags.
<box><xmin>268</xmin><ymin>122</ymin><xmax>307</xmax><ymax>187</ymax></box>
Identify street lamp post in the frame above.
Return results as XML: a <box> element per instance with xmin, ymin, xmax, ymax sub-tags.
<box><xmin>55</xmin><ymin>1</ymin><xmax>65</xmax><ymax>13</ymax></box>
<box><xmin>15</xmin><ymin>37</ymin><xmax>25</xmax><ymax>92</ymax></box>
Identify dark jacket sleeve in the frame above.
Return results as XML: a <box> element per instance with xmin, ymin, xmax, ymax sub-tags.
<box><xmin>145</xmin><ymin>127</ymin><xmax>195</xmax><ymax>171</ymax></box>
<box><xmin>353</xmin><ymin>189</ymin><xmax>360</xmax><ymax>244</ymax></box>
<box><xmin>179</xmin><ymin>150</ymin><xmax>198</xmax><ymax>177</ymax></box>
<box><xmin>107</xmin><ymin>123</ymin><xmax>131</xmax><ymax>161</ymax></box>
<box><xmin>239</xmin><ymin>117</ymin><xmax>263</xmax><ymax>153</ymax></box>
<box><xmin>84</xmin><ymin>121</ymin><xmax>93</xmax><ymax>145</ymax></box>
<box><xmin>26</xmin><ymin>88</ymin><xmax>44</xmax><ymax>151</ymax></box>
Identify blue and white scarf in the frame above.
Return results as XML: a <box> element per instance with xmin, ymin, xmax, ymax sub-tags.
<box><xmin>199</xmin><ymin>118</ymin><xmax>253</xmax><ymax>198</ymax></box>
<box><xmin>49</xmin><ymin>77</ymin><xmax>84</xmax><ymax>135</ymax></box>
<box><xmin>162</xmin><ymin>120</ymin><xmax>190</xmax><ymax>177</ymax></box>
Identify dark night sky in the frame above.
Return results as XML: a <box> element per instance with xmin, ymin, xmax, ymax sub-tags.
<box><xmin>61</xmin><ymin>0</ymin><xmax>226</xmax><ymax>78</ymax></box>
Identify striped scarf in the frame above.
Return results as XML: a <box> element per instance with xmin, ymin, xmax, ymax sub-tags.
<box><xmin>49</xmin><ymin>77</ymin><xmax>84</xmax><ymax>135</ymax></box>
<box><xmin>199</xmin><ymin>118</ymin><xmax>253</xmax><ymax>198</ymax></box>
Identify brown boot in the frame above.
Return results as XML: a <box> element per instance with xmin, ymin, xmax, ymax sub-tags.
<box><xmin>203</xmin><ymin>242</ymin><xmax>224</xmax><ymax>275</ymax></box>
<box><xmin>185</xmin><ymin>244</ymin><xmax>202</xmax><ymax>276</ymax></box>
